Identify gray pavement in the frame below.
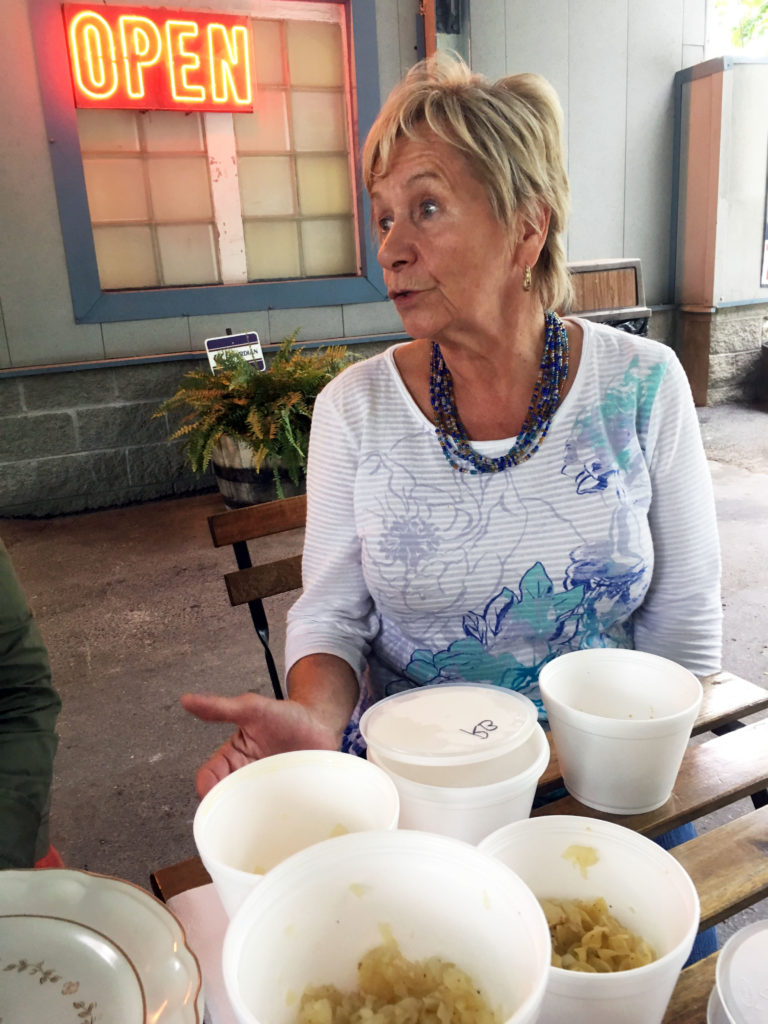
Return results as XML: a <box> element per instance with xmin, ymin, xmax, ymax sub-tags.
<box><xmin>1</xmin><ymin>401</ymin><xmax>766</xmax><ymax>944</ymax></box>
<box><xmin>690</xmin><ymin>402</ymin><xmax>768</xmax><ymax>942</ymax></box>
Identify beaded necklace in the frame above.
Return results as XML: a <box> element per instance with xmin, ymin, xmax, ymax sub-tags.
<box><xmin>429</xmin><ymin>310</ymin><xmax>569</xmax><ymax>474</ymax></box>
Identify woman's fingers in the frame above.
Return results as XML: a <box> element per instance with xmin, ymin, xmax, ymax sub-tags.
<box><xmin>195</xmin><ymin>760</ymin><xmax>224</xmax><ymax>799</ymax></box>
<box><xmin>180</xmin><ymin>691</ymin><xmax>266</xmax><ymax>725</ymax></box>
<box><xmin>182</xmin><ymin>691</ymin><xmax>340</xmax><ymax>795</ymax></box>
<box><xmin>194</xmin><ymin>742</ymin><xmax>254</xmax><ymax>798</ymax></box>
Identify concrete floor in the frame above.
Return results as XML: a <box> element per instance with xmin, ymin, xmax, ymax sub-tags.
<box><xmin>1</xmin><ymin>401</ymin><xmax>766</xmax><ymax>942</ymax></box>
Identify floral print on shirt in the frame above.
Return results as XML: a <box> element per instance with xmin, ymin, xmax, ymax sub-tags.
<box><xmin>396</xmin><ymin>357</ymin><xmax>665</xmax><ymax>711</ymax></box>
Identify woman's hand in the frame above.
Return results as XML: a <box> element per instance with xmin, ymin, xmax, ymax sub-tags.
<box><xmin>180</xmin><ymin>692</ymin><xmax>339</xmax><ymax>797</ymax></box>
<box><xmin>182</xmin><ymin>654</ymin><xmax>360</xmax><ymax>797</ymax></box>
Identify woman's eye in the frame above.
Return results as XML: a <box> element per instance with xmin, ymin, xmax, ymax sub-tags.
<box><xmin>377</xmin><ymin>215</ymin><xmax>393</xmax><ymax>234</ymax></box>
<box><xmin>420</xmin><ymin>199</ymin><xmax>438</xmax><ymax>218</ymax></box>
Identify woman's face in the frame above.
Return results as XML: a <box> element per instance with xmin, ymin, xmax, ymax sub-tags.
<box><xmin>370</xmin><ymin>129</ymin><xmax>520</xmax><ymax>343</ymax></box>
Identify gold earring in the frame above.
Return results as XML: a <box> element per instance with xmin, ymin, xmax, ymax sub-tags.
<box><xmin>522</xmin><ymin>264</ymin><xmax>532</xmax><ymax>292</ymax></box>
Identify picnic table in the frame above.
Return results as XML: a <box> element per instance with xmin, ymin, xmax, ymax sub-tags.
<box><xmin>151</xmin><ymin>669</ymin><xmax>768</xmax><ymax>1024</ymax></box>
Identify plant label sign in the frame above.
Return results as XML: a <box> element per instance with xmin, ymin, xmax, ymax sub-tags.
<box><xmin>205</xmin><ymin>332</ymin><xmax>265</xmax><ymax>372</ymax></box>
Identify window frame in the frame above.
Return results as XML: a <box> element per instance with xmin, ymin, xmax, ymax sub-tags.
<box><xmin>30</xmin><ymin>0</ymin><xmax>385</xmax><ymax>323</ymax></box>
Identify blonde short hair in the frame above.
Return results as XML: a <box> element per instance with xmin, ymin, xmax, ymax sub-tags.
<box><xmin>363</xmin><ymin>56</ymin><xmax>573</xmax><ymax>312</ymax></box>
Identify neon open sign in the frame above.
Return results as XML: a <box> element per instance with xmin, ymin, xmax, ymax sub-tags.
<box><xmin>62</xmin><ymin>4</ymin><xmax>255</xmax><ymax>112</ymax></box>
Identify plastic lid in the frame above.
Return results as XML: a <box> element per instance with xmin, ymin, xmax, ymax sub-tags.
<box><xmin>716</xmin><ymin>920</ymin><xmax>768</xmax><ymax>1024</ymax></box>
<box><xmin>359</xmin><ymin>684</ymin><xmax>537</xmax><ymax>766</ymax></box>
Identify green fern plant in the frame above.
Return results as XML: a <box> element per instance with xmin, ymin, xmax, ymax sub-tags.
<box><xmin>154</xmin><ymin>331</ymin><xmax>357</xmax><ymax>498</ymax></box>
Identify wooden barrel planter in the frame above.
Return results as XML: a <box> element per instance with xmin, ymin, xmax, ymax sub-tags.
<box><xmin>211</xmin><ymin>436</ymin><xmax>305</xmax><ymax>509</ymax></box>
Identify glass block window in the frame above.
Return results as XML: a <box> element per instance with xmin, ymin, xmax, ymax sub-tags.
<box><xmin>75</xmin><ymin>1</ymin><xmax>357</xmax><ymax>291</ymax></box>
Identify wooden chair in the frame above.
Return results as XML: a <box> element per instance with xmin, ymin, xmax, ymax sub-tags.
<box><xmin>208</xmin><ymin>493</ymin><xmax>306</xmax><ymax>699</ymax></box>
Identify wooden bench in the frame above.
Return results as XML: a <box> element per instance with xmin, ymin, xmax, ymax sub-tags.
<box><xmin>663</xmin><ymin>812</ymin><xmax>768</xmax><ymax>1022</ymax></box>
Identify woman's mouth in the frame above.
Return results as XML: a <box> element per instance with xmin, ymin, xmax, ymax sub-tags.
<box><xmin>389</xmin><ymin>289</ymin><xmax>420</xmax><ymax>304</ymax></box>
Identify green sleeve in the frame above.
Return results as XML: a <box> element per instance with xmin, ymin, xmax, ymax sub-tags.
<box><xmin>0</xmin><ymin>538</ymin><xmax>61</xmax><ymax>868</ymax></box>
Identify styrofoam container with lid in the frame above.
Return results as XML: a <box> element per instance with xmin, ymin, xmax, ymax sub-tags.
<box><xmin>360</xmin><ymin>684</ymin><xmax>546</xmax><ymax>843</ymax></box>
<box><xmin>712</xmin><ymin>920</ymin><xmax>768</xmax><ymax>1023</ymax></box>
<box><xmin>360</xmin><ymin>682</ymin><xmax>537</xmax><ymax>768</ymax></box>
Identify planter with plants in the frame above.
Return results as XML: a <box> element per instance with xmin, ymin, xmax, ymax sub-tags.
<box><xmin>155</xmin><ymin>332</ymin><xmax>358</xmax><ymax>507</ymax></box>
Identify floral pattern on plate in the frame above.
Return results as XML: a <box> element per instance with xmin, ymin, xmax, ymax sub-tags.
<box><xmin>0</xmin><ymin>914</ymin><xmax>143</xmax><ymax>1024</ymax></box>
<box><xmin>0</xmin><ymin>870</ymin><xmax>203</xmax><ymax>1024</ymax></box>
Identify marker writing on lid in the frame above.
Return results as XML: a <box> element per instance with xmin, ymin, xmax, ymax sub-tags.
<box><xmin>459</xmin><ymin>719</ymin><xmax>498</xmax><ymax>739</ymax></box>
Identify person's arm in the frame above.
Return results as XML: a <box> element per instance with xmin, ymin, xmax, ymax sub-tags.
<box><xmin>183</xmin><ymin>363</ymin><xmax>380</xmax><ymax>795</ymax></box>
<box><xmin>632</xmin><ymin>355</ymin><xmax>722</xmax><ymax>674</ymax></box>
<box><xmin>285</xmin><ymin>652</ymin><xmax>360</xmax><ymax>736</ymax></box>
<box><xmin>0</xmin><ymin>539</ymin><xmax>61</xmax><ymax>868</ymax></box>
<box><xmin>284</xmin><ymin>374</ymin><xmax>381</xmax><ymax>683</ymax></box>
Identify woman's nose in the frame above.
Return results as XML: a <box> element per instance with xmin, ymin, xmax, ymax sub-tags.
<box><xmin>377</xmin><ymin>221</ymin><xmax>413</xmax><ymax>270</ymax></box>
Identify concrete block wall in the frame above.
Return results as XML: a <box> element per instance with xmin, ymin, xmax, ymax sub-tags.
<box><xmin>708</xmin><ymin>304</ymin><xmax>768</xmax><ymax>405</ymax></box>
<box><xmin>0</xmin><ymin>361</ymin><xmax>213</xmax><ymax>517</ymax></box>
<box><xmin>0</xmin><ymin>337</ymin><xmax>394</xmax><ymax>518</ymax></box>
<box><xmin>3</xmin><ymin>308</ymin><xmax>764</xmax><ymax>517</ymax></box>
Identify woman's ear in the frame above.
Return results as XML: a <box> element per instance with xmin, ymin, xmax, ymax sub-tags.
<box><xmin>516</xmin><ymin>202</ymin><xmax>551</xmax><ymax>268</ymax></box>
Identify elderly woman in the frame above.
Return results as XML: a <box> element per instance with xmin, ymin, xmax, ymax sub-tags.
<box><xmin>183</xmin><ymin>58</ymin><xmax>721</xmax><ymax>794</ymax></box>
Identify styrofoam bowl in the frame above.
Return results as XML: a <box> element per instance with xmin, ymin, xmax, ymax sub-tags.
<box><xmin>223</xmin><ymin>829</ymin><xmax>551</xmax><ymax>1024</ymax></box>
<box><xmin>193</xmin><ymin>749</ymin><xmax>399</xmax><ymax>917</ymax></box>
<box><xmin>368</xmin><ymin>722</ymin><xmax>550</xmax><ymax>843</ymax></box>
<box><xmin>539</xmin><ymin>649</ymin><xmax>702</xmax><ymax>813</ymax></box>
<box><xmin>479</xmin><ymin>815</ymin><xmax>700</xmax><ymax>1024</ymax></box>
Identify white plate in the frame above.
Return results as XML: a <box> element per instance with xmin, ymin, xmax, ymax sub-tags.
<box><xmin>0</xmin><ymin>869</ymin><xmax>203</xmax><ymax>1024</ymax></box>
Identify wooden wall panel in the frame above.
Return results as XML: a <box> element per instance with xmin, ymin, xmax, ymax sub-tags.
<box><xmin>679</xmin><ymin>73</ymin><xmax>722</xmax><ymax>307</ymax></box>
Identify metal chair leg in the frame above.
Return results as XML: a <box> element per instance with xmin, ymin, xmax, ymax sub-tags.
<box><xmin>233</xmin><ymin>539</ymin><xmax>285</xmax><ymax>700</ymax></box>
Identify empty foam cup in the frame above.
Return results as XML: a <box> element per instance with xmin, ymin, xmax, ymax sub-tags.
<box><xmin>360</xmin><ymin>683</ymin><xmax>547</xmax><ymax>843</ymax></box>
<box><xmin>538</xmin><ymin>649</ymin><xmax>703</xmax><ymax>813</ymax></box>
<box><xmin>479</xmin><ymin>815</ymin><xmax>700</xmax><ymax>1024</ymax></box>
<box><xmin>193</xmin><ymin>749</ymin><xmax>399</xmax><ymax>917</ymax></box>
<box><xmin>223</xmin><ymin>828</ymin><xmax>552</xmax><ymax>1024</ymax></box>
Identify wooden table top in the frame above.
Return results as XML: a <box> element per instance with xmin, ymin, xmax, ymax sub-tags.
<box><xmin>151</xmin><ymin>670</ymin><xmax>768</xmax><ymax>1024</ymax></box>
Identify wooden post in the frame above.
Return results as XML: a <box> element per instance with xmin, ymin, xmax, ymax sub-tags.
<box><xmin>678</xmin><ymin>306</ymin><xmax>713</xmax><ymax>407</ymax></box>
<box><xmin>420</xmin><ymin>0</ymin><xmax>437</xmax><ymax>57</ymax></box>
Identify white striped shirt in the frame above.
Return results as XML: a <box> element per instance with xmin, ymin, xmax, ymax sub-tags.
<box><xmin>286</xmin><ymin>318</ymin><xmax>722</xmax><ymax>750</ymax></box>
